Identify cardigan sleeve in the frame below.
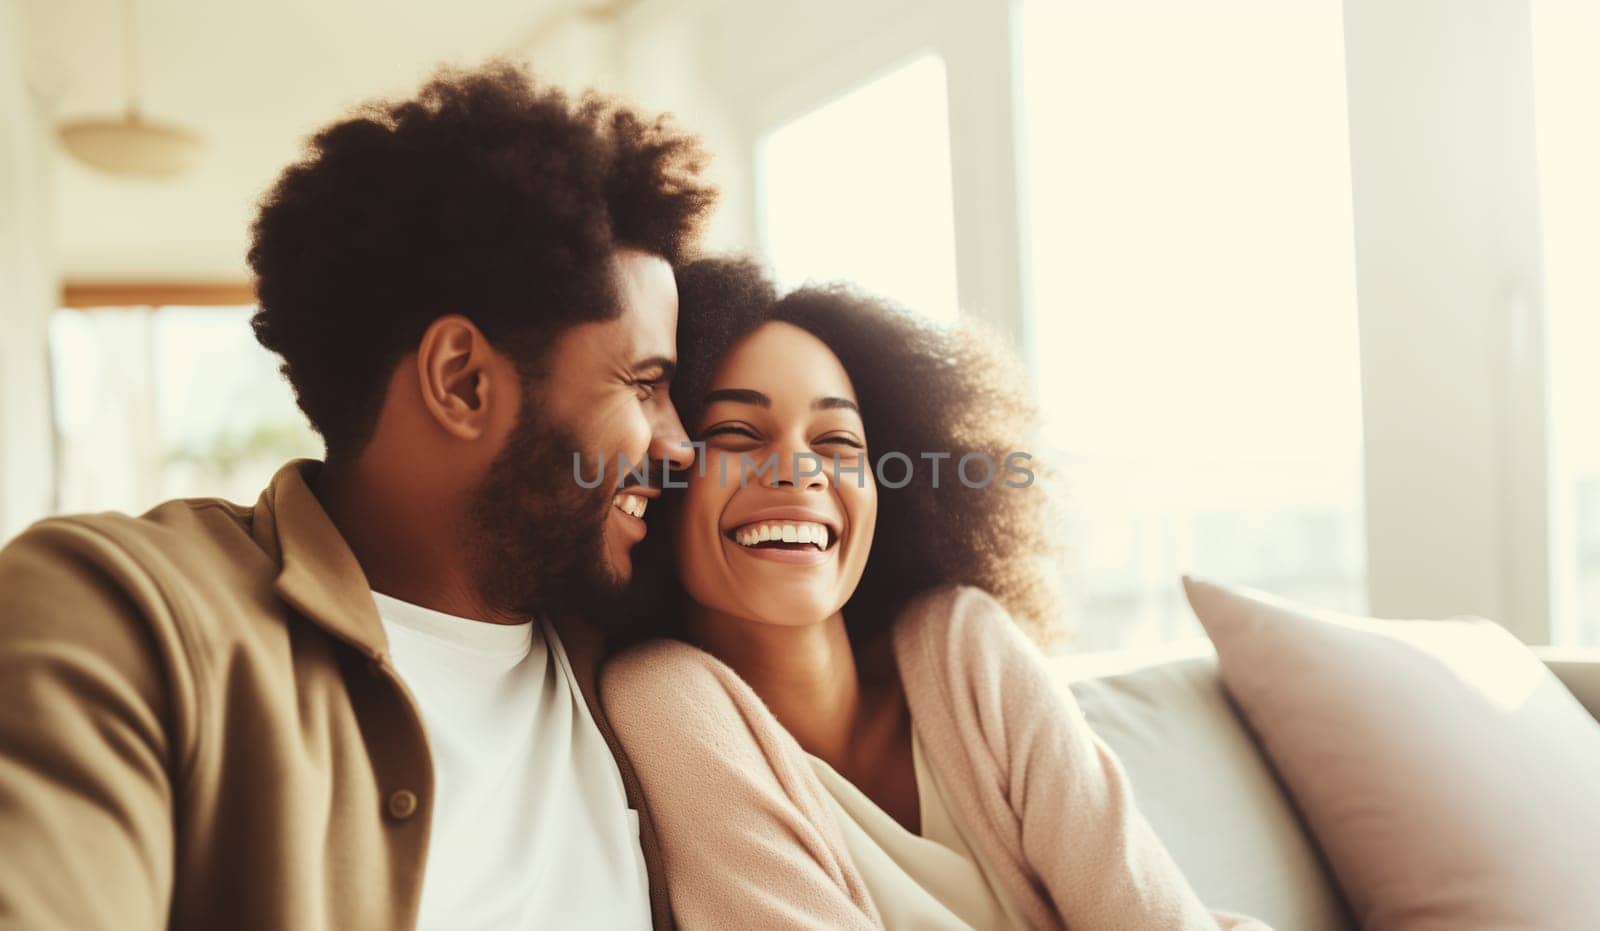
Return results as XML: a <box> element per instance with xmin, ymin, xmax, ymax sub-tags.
<box><xmin>902</xmin><ymin>587</ymin><xmax>1271</xmax><ymax>931</ymax></box>
<box><xmin>599</xmin><ymin>639</ymin><xmax>882</xmax><ymax>931</ymax></box>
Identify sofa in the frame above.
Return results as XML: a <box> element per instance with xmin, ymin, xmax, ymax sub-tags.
<box><xmin>1050</xmin><ymin>643</ymin><xmax>1600</xmax><ymax>930</ymax></box>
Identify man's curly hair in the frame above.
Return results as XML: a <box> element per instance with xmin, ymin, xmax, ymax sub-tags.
<box><xmin>627</xmin><ymin>257</ymin><xmax>1064</xmax><ymax>646</ymax></box>
<box><xmin>248</xmin><ymin>61</ymin><xmax>716</xmax><ymax>458</ymax></box>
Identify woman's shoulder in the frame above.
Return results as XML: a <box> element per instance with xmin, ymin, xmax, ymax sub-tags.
<box><xmin>599</xmin><ymin>637</ymin><xmax>837</xmax><ymax>841</ymax></box>
<box><xmin>894</xmin><ymin>585</ymin><xmax>1045</xmax><ymax>677</ymax></box>
<box><xmin>603</xmin><ymin>637</ymin><xmax>725</xmax><ymax>689</ymax></box>
<box><xmin>893</xmin><ymin>584</ymin><xmax>1075</xmax><ymax>737</ymax></box>
<box><xmin>600</xmin><ymin>638</ymin><xmax>765</xmax><ymax>734</ymax></box>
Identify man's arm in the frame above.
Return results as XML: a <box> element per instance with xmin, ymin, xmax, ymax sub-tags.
<box><xmin>0</xmin><ymin>521</ymin><xmax>177</xmax><ymax>930</ymax></box>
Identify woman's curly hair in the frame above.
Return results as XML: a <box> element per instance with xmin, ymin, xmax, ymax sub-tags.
<box><xmin>627</xmin><ymin>257</ymin><xmax>1064</xmax><ymax>646</ymax></box>
<box><xmin>248</xmin><ymin>61</ymin><xmax>717</xmax><ymax>459</ymax></box>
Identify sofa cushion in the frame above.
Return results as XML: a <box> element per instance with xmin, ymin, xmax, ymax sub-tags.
<box><xmin>1537</xmin><ymin>648</ymin><xmax>1600</xmax><ymax>721</ymax></box>
<box><xmin>1184</xmin><ymin>574</ymin><xmax>1600</xmax><ymax>930</ymax></box>
<box><xmin>1067</xmin><ymin>654</ymin><xmax>1354</xmax><ymax>930</ymax></box>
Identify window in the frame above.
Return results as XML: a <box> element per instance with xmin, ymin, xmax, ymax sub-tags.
<box><xmin>1016</xmin><ymin>0</ymin><xmax>1367</xmax><ymax>649</ymax></box>
<box><xmin>50</xmin><ymin>305</ymin><xmax>320</xmax><ymax>515</ymax></box>
<box><xmin>757</xmin><ymin>53</ymin><xmax>962</xmax><ymax>324</ymax></box>
<box><xmin>1532</xmin><ymin>0</ymin><xmax>1600</xmax><ymax>645</ymax></box>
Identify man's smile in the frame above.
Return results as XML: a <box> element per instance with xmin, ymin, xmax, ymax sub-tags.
<box><xmin>611</xmin><ymin>492</ymin><xmax>649</xmax><ymax>519</ymax></box>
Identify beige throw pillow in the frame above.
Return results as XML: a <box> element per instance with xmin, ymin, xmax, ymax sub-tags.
<box><xmin>1182</xmin><ymin>574</ymin><xmax>1600</xmax><ymax>930</ymax></box>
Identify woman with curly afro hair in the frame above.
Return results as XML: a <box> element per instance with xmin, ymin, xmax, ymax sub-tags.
<box><xmin>601</xmin><ymin>259</ymin><xmax>1267</xmax><ymax>930</ymax></box>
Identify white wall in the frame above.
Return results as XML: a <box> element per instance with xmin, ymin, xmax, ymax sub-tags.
<box><xmin>1342</xmin><ymin>0</ymin><xmax>1553</xmax><ymax>640</ymax></box>
<box><xmin>687</xmin><ymin>0</ymin><xmax>1025</xmax><ymax>345</ymax></box>
<box><xmin>507</xmin><ymin>0</ymin><xmax>752</xmax><ymax>254</ymax></box>
<box><xmin>615</xmin><ymin>0</ymin><xmax>750</xmax><ymax>253</ymax></box>
<box><xmin>0</xmin><ymin>0</ymin><xmax>58</xmax><ymax>538</ymax></box>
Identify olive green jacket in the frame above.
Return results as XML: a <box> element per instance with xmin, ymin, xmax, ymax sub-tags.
<box><xmin>0</xmin><ymin>460</ymin><xmax>672</xmax><ymax>930</ymax></box>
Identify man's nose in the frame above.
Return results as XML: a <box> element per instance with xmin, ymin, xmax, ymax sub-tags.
<box><xmin>648</xmin><ymin>408</ymin><xmax>695</xmax><ymax>474</ymax></box>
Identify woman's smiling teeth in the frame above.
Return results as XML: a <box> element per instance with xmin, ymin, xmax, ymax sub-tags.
<box><xmin>731</xmin><ymin>521</ymin><xmax>833</xmax><ymax>550</ymax></box>
<box><xmin>612</xmin><ymin>493</ymin><xmax>648</xmax><ymax>519</ymax></box>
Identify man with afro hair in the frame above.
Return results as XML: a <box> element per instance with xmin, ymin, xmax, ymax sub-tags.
<box><xmin>0</xmin><ymin>62</ymin><xmax>714</xmax><ymax>930</ymax></box>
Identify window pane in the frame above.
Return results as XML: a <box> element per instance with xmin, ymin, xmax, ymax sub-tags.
<box><xmin>1017</xmin><ymin>0</ymin><xmax>1367</xmax><ymax>649</ymax></box>
<box><xmin>758</xmin><ymin>53</ymin><xmax>961</xmax><ymax>323</ymax></box>
<box><xmin>50</xmin><ymin>306</ymin><xmax>320</xmax><ymax>515</ymax></box>
<box><xmin>1531</xmin><ymin>0</ymin><xmax>1600</xmax><ymax>646</ymax></box>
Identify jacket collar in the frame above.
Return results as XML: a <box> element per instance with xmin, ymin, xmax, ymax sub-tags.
<box><xmin>258</xmin><ymin>459</ymin><xmax>389</xmax><ymax>659</ymax></box>
<box><xmin>255</xmin><ymin>460</ymin><xmax>614</xmax><ymax>669</ymax></box>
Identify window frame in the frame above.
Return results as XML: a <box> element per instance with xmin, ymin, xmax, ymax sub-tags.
<box><xmin>684</xmin><ymin>0</ymin><xmax>1561</xmax><ymax>644</ymax></box>
<box><xmin>699</xmin><ymin>0</ymin><xmax>1030</xmax><ymax>359</ymax></box>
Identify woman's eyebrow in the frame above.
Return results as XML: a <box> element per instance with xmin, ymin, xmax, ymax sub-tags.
<box><xmin>703</xmin><ymin>388</ymin><xmax>769</xmax><ymax>407</ymax></box>
<box><xmin>812</xmin><ymin>396</ymin><xmax>859</xmax><ymax>413</ymax></box>
<box><xmin>702</xmin><ymin>388</ymin><xmax>859</xmax><ymax>414</ymax></box>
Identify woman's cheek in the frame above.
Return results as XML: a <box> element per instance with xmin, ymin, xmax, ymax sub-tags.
<box><xmin>844</xmin><ymin>472</ymin><xmax>878</xmax><ymax>583</ymax></box>
<box><xmin>675</xmin><ymin>477</ymin><xmax>710</xmax><ymax>598</ymax></box>
<box><xmin>678</xmin><ymin>454</ymin><xmax>733</xmax><ymax>602</ymax></box>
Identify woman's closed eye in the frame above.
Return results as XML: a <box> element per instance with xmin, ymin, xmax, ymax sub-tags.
<box><xmin>701</xmin><ymin>425</ymin><xmax>864</xmax><ymax>453</ymax></box>
<box><xmin>701</xmin><ymin>424</ymin><xmax>761</xmax><ymax>443</ymax></box>
<box><xmin>814</xmin><ymin>433</ymin><xmax>865</xmax><ymax>450</ymax></box>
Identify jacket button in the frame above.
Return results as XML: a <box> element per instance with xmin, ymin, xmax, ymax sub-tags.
<box><xmin>387</xmin><ymin>789</ymin><xmax>419</xmax><ymax>820</ymax></box>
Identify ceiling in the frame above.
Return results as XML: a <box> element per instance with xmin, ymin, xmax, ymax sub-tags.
<box><xmin>18</xmin><ymin>0</ymin><xmax>604</xmax><ymax>282</ymax></box>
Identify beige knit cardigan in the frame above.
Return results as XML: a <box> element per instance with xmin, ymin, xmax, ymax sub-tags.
<box><xmin>601</xmin><ymin>586</ymin><xmax>1270</xmax><ymax>930</ymax></box>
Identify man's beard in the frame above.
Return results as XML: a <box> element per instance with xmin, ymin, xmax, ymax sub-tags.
<box><xmin>464</xmin><ymin>405</ymin><xmax>626</xmax><ymax>625</ymax></box>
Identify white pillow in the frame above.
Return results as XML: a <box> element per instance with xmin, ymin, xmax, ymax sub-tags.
<box><xmin>1069</xmin><ymin>656</ymin><xmax>1355</xmax><ymax>930</ymax></box>
<box><xmin>1183</xmin><ymin>574</ymin><xmax>1600</xmax><ymax>930</ymax></box>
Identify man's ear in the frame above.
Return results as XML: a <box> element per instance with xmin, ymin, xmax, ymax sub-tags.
<box><xmin>415</xmin><ymin>315</ymin><xmax>504</xmax><ymax>441</ymax></box>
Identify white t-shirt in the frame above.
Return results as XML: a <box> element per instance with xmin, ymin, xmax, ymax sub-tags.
<box><xmin>371</xmin><ymin>591</ymin><xmax>652</xmax><ymax>930</ymax></box>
